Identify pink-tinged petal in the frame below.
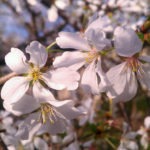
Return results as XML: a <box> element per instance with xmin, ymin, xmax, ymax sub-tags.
<box><xmin>3</xmin><ymin>94</ymin><xmax>39</xmax><ymax>116</ymax></box>
<box><xmin>34</xmin><ymin>137</ymin><xmax>49</xmax><ymax>150</ymax></box>
<box><xmin>114</xmin><ymin>27</ymin><xmax>143</xmax><ymax>57</ymax></box>
<box><xmin>81</xmin><ymin>60</ymin><xmax>99</xmax><ymax>94</ymax></box>
<box><xmin>48</xmin><ymin>99</ymin><xmax>73</xmax><ymax>107</ymax></box>
<box><xmin>139</xmin><ymin>55</ymin><xmax>150</xmax><ymax>63</ymax></box>
<box><xmin>56</xmin><ymin>32</ymin><xmax>90</xmax><ymax>50</ymax></box>
<box><xmin>50</xmin><ymin>100</ymin><xmax>83</xmax><ymax>119</ymax></box>
<box><xmin>26</xmin><ymin>41</ymin><xmax>47</xmax><ymax>67</ymax></box>
<box><xmin>43</xmin><ymin>68</ymin><xmax>80</xmax><ymax>90</ymax></box>
<box><xmin>33</xmin><ymin>82</ymin><xmax>55</xmax><ymax>102</ymax></box>
<box><xmin>57</xmin><ymin>105</ymin><xmax>83</xmax><ymax>120</ymax></box>
<box><xmin>37</xmin><ymin>119</ymin><xmax>66</xmax><ymax>135</ymax></box>
<box><xmin>106</xmin><ymin>62</ymin><xmax>138</xmax><ymax>102</ymax></box>
<box><xmin>96</xmin><ymin>58</ymin><xmax>111</xmax><ymax>92</ymax></box>
<box><xmin>53</xmin><ymin>51</ymin><xmax>86</xmax><ymax>70</ymax></box>
<box><xmin>144</xmin><ymin>116</ymin><xmax>150</xmax><ymax>129</ymax></box>
<box><xmin>86</xmin><ymin>16</ymin><xmax>111</xmax><ymax>33</ymax></box>
<box><xmin>5</xmin><ymin>48</ymin><xmax>29</xmax><ymax>74</ymax></box>
<box><xmin>137</xmin><ymin>64</ymin><xmax>150</xmax><ymax>90</ymax></box>
<box><xmin>1</xmin><ymin>77</ymin><xmax>29</xmax><ymax>103</ymax></box>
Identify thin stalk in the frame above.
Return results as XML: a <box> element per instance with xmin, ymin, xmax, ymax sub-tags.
<box><xmin>46</xmin><ymin>41</ymin><xmax>57</xmax><ymax>51</ymax></box>
<box><xmin>105</xmin><ymin>138</ymin><xmax>117</xmax><ymax>150</ymax></box>
<box><xmin>0</xmin><ymin>72</ymin><xmax>17</xmax><ymax>85</ymax></box>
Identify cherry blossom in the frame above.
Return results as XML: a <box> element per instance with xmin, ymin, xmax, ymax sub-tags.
<box><xmin>53</xmin><ymin>16</ymin><xmax>112</xmax><ymax>94</ymax></box>
<box><xmin>1</xmin><ymin>41</ymin><xmax>80</xmax><ymax>104</ymax></box>
<box><xmin>4</xmin><ymin>90</ymin><xmax>83</xmax><ymax>138</ymax></box>
<box><xmin>106</xmin><ymin>26</ymin><xmax>150</xmax><ymax>102</ymax></box>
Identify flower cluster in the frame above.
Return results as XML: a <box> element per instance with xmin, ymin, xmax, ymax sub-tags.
<box><xmin>1</xmin><ymin>8</ymin><xmax>150</xmax><ymax>149</ymax></box>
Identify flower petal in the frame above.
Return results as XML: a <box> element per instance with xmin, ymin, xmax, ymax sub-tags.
<box><xmin>53</xmin><ymin>51</ymin><xmax>86</xmax><ymax>70</ymax></box>
<box><xmin>51</xmin><ymin>100</ymin><xmax>83</xmax><ymax>119</ymax></box>
<box><xmin>137</xmin><ymin>64</ymin><xmax>150</xmax><ymax>90</ymax></box>
<box><xmin>106</xmin><ymin>62</ymin><xmax>138</xmax><ymax>102</ymax></box>
<box><xmin>56</xmin><ymin>32</ymin><xmax>90</xmax><ymax>50</ymax></box>
<box><xmin>114</xmin><ymin>27</ymin><xmax>143</xmax><ymax>57</ymax></box>
<box><xmin>1</xmin><ymin>77</ymin><xmax>29</xmax><ymax>103</ymax></box>
<box><xmin>96</xmin><ymin>59</ymin><xmax>110</xmax><ymax>92</ymax></box>
<box><xmin>86</xmin><ymin>16</ymin><xmax>111</xmax><ymax>33</ymax></box>
<box><xmin>81</xmin><ymin>61</ymin><xmax>99</xmax><ymax>94</ymax></box>
<box><xmin>3</xmin><ymin>94</ymin><xmax>39</xmax><ymax>116</ymax></box>
<box><xmin>5</xmin><ymin>48</ymin><xmax>29</xmax><ymax>74</ymax></box>
<box><xmin>58</xmin><ymin>105</ymin><xmax>83</xmax><ymax>120</ymax></box>
<box><xmin>139</xmin><ymin>55</ymin><xmax>150</xmax><ymax>63</ymax></box>
<box><xmin>34</xmin><ymin>137</ymin><xmax>49</xmax><ymax>150</ymax></box>
<box><xmin>85</xmin><ymin>29</ymin><xmax>112</xmax><ymax>51</ymax></box>
<box><xmin>43</xmin><ymin>68</ymin><xmax>80</xmax><ymax>90</ymax></box>
<box><xmin>37</xmin><ymin>119</ymin><xmax>66</xmax><ymax>135</ymax></box>
<box><xmin>144</xmin><ymin>116</ymin><xmax>150</xmax><ymax>129</ymax></box>
<box><xmin>33</xmin><ymin>82</ymin><xmax>55</xmax><ymax>102</ymax></box>
<box><xmin>26</xmin><ymin>41</ymin><xmax>47</xmax><ymax>67</ymax></box>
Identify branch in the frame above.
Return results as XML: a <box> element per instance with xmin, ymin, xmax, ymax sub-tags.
<box><xmin>0</xmin><ymin>72</ymin><xmax>17</xmax><ymax>85</ymax></box>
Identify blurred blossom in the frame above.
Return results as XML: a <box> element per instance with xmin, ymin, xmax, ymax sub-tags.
<box><xmin>105</xmin><ymin>26</ymin><xmax>150</xmax><ymax>102</ymax></box>
<box><xmin>55</xmin><ymin>0</ymin><xmax>70</xmax><ymax>10</ymax></box>
<box><xmin>137</xmin><ymin>116</ymin><xmax>150</xmax><ymax>149</ymax></box>
<box><xmin>54</xmin><ymin>16</ymin><xmax>112</xmax><ymax>94</ymax></box>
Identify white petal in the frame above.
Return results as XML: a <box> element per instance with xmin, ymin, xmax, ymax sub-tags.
<box><xmin>1</xmin><ymin>77</ymin><xmax>29</xmax><ymax>103</ymax></box>
<box><xmin>55</xmin><ymin>100</ymin><xmax>83</xmax><ymax>119</ymax></box>
<box><xmin>144</xmin><ymin>116</ymin><xmax>150</xmax><ymax>129</ymax></box>
<box><xmin>139</xmin><ymin>55</ymin><xmax>150</xmax><ymax>63</ymax></box>
<box><xmin>126</xmin><ymin>141</ymin><xmax>138</xmax><ymax>150</ymax></box>
<box><xmin>140</xmin><ymin>134</ymin><xmax>149</xmax><ymax>149</ymax></box>
<box><xmin>86</xmin><ymin>16</ymin><xmax>111</xmax><ymax>33</ymax></box>
<box><xmin>48</xmin><ymin>99</ymin><xmax>73</xmax><ymax>107</ymax></box>
<box><xmin>34</xmin><ymin>137</ymin><xmax>49</xmax><ymax>150</ymax></box>
<box><xmin>96</xmin><ymin>59</ymin><xmax>110</xmax><ymax>92</ymax></box>
<box><xmin>26</xmin><ymin>41</ymin><xmax>47</xmax><ymax>67</ymax></box>
<box><xmin>33</xmin><ymin>82</ymin><xmax>55</xmax><ymax>102</ymax></box>
<box><xmin>137</xmin><ymin>64</ymin><xmax>150</xmax><ymax>89</ymax></box>
<box><xmin>3</xmin><ymin>94</ymin><xmax>39</xmax><ymax>116</ymax></box>
<box><xmin>56</xmin><ymin>32</ymin><xmax>90</xmax><ymax>50</ymax></box>
<box><xmin>5</xmin><ymin>48</ymin><xmax>29</xmax><ymax>74</ymax></box>
<box><xmin>106</xmin><ymin>62</ymin><xmax>138</xmax><ymax>102</ymax></box>
<box><xmin>37</xmin><ymin>119</ymin><xmax>66</xmax><ymax>135</ymax></box>
<box><xmin>81</xmin><ymin>61</ymin><xmax>99</xmax><ymax>94</ymax></box>
<box><xmin>114</xmin><ymin>27</ymin><xmax>143</xmax><ymax>57</ymax></box>
<box><xmin>85</xmin><ymin>29</ymin><xmax>112</xmax><ymax>51</ymax></box>
<box><xmin>43</xmin><ymin>68</ymin><xmax>80</xmax><ymax>90</ymax></box>
<box><xmin>53</xmin><ymin>51</ymin><xmax>86</xmax><ymax>70</ymax></box>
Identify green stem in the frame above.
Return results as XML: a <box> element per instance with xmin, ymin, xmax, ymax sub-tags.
<box><xmin>109</xmin><ymin>98</ymin><xmax>113</xmax><ymax>116</ymax></box>
<box><xmin>105</xmin><ymin>138</ymin><xmax>117</xmax><ymax>150</ymax></box>
<box><xmin>46</xmin><ymin>41</ymin><xmax>57</xmax><ymax>51</ymax></box>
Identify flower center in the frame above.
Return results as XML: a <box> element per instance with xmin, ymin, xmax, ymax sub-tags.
<box><xmin>29</xmin><ymin>66</ymin><xmax>42</xmax><ymax>82</ymax></box>
<box><xmin>39</xmin><ymin>103</ymin><xmax>57</xmax><ymax>124</ymax></box>
<box><xmin>85</xmin><ymin>50</ymin><xmax>99</xmax><ymax>63</ymax></box>
<box><xmin>126</xmin><ymin>57</ymin><xmax>141</xmax><ymax>72</ymax></box>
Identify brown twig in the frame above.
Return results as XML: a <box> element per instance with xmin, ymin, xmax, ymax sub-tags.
<box><xmin>0</xmin><ymin>72</ymin><xmax>17</xmax><ymax>85</ymax></box>
<box><xmin>118</xmin><ymin>102</ymin><xmax>132</xmax><ymax>127</ymax></box>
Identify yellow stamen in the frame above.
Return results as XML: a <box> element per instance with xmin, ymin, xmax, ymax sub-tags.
<box><xmin>28</xmin><ymin>66</ymin><xmax>42</xmax><ymax>82</ymax></box>
<box><xmin>85</xmin><ymin>51</ymin><xmax>99</xmax><ymax>63</ymax></box>
<box><xmin>39</xmin><ymin>103</ymin><xmax>57</xmax><ymax>124</ymax></box>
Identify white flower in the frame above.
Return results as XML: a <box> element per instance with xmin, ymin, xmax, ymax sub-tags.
<box><xmin>118</xmin><ymin>122</ymin><xmax>138</xmax><ymax>150</ymax></box>
<box><xmin>78</xmin><ymin>97</ymin><xmax>95</xmax><ymax>125</ymax></box>
<box><xmin>137</xmin><ymin>116</ymin><xmax>150</xmax><ymax>149</ymax></box>
<box><xmin>53</xmin><ymin>17</ymin><xmax>112</xmax><ymax>94</ymax></box>
<box><xmin>106</xmin><ymin>26</ymin><xmax>150</xmax><ymax>102</ymax></box>
<box><xmin>4</xmin><ymin>89</ymin><xmax>83</xmax><ymax>138</ymax></box>
<box><xmin>1</xmin><ymin>41</ymin><xmax>80</xmax><ymax>104</ymax></box>
<box><xmin>0</xmin><ymin>110</ymin><xmax>20</xmax><ymax>148</ymax></box>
